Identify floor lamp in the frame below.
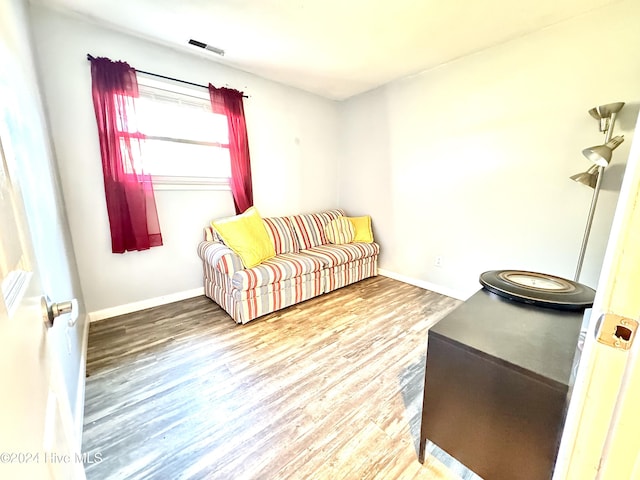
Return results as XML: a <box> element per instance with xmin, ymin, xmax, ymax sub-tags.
<box><xmin>572</xmin><ymin>102</ymin><xmax>625</xmax><ymax>282</ymax></box>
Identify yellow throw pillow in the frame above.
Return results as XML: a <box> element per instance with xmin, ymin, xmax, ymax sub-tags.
<box><xmin>324</xmin><ymin>217</ymin><xmax>355</xmax><ymax>244</ymax></box>
<box><xmin>347</xmin><ymin>215</ymin><xmax>374</xmax><ymax>243</ymax></box>
<box><xmin>211</xmin><ymin>207</ymin><xmax>276</xmax><ymax>268</ymax></box>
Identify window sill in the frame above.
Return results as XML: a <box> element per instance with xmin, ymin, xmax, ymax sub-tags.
<box><xmin>151</xmin><ymin>176</ymin><xmax>231</xmax><ymax>191</ymax></box>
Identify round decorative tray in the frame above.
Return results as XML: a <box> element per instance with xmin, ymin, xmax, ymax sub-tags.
<box><xmin>479</xmin><ymin>270</ymin><xmax>596</xmax><ymax>311</ymax></box>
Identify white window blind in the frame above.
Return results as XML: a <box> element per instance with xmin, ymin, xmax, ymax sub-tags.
<box><xmin>126</xmin><ymin>77</ymin><xmax>232</xmax><ymax>189</ymax></box>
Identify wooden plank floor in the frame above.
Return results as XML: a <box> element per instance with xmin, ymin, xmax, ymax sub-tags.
<box><xmin>82</xmin><ymin>276</ymin><xmax>481</xmax><ymax>479</ymax></box>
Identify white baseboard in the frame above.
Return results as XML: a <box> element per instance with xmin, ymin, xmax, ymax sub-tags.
<box><xmin>88</xmin><ymin>287</ymin><xmax>205</xmax><ymax>322</ymax></box>
<box><xmin>74</xmin><ymin>313</ymin><xmax>90</xmax><ymax>447</ymax></box>
<box><xmin>378</xmin><ymin>268</ymin><xmax>469</xmax><ymax>301</ymax></box>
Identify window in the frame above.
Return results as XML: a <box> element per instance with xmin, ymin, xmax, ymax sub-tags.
<box><xmin>118</xmin><ymin>76</ymin><xmax>231</xmax><ymax>190</ymax></box>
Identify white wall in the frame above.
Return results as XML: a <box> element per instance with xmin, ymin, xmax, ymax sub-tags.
<box><xmin>340</xmin><ymin>0</ymin><xmax>640</xmax><ymax>299</ymax></box>
<box><xmin>29</xmin><ymin>7</ymin><xmax>341</xmax><ymax>315</ymax></box>
<box><xmin>1</xmin><ymin>0</ymin><xmax>86</xmax><ymax>427</ymax></box>
<box><xmin>28</xmin><ymin>1</ymin><xmax>640</xmax><ymax>313</ymax></box>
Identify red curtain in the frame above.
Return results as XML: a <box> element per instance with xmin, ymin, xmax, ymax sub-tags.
<box><xmin>90</xmin><ymin>57</ymin><xmax>162</xmax><ymax>253</ymax></box>
<box><xmin>208</xmin><ymin>85</ymin><xmax>253</xmax><ymax>214</ymax></box>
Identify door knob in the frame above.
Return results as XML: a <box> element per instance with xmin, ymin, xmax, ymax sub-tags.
<box><xmin>41</xmin><ymin>296</ymin><xmax>78</xmax><ymax>328</ymax></box>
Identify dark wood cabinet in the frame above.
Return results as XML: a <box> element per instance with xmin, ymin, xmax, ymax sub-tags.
<box><xmin>418</xmin><ymin>288</ymin><xmax>585</xmax><ymax>479</ymax></box>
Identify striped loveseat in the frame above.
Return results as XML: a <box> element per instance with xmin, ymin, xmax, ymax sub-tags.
<box><xmin>197</xmin><ymin>209</ymin><xmax>380</xmax><ymax>324</ymax></box>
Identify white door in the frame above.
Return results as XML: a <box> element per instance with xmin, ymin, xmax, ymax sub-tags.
<box><xmin>554</xmin><ymin>110</ymin><xmax>640</xmax><ymax>478</ymax></box>
<box><xmin>0</xmin><ymin>121</ymin><xmax>85</xmax><ymax>478</ymax></box>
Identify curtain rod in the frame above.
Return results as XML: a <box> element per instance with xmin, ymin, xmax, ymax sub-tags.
<box><xmin>86</xmin><ymin>54</ymin><xmax>248</xmax><ymax>98</ymax></box>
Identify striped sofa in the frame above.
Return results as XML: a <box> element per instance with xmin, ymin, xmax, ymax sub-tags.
<box><xmin>197</xmin><ymin>209</ymin><xmax>380</xmax><ymax>324</ymax></box>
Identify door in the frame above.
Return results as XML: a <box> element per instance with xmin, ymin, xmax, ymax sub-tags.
<box><xmin>553</xmin><ymin>110</ymin><xmax>640</xmax><ymax>478</ymax></box>
<box><xmin>0</xmin><ymin>115</ymin><xmax>85</xmax><ymax>478</ymax></box>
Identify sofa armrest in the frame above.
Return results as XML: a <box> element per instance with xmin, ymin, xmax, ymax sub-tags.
<box><xmin>197</xmin><ymin>241</ymin><xmax>245</xmax><ymax>276</ymax></box>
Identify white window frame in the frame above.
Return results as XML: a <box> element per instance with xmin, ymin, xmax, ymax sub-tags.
<box><xmin>135</xmin><ymin>74</ymin><xmax>231</xmax><ymax>191</ymax></box>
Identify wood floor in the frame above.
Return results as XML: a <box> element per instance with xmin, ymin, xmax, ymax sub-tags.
<box><xmin>82</xmin><ymin>275</ymin><xmax>481</xmax><ymax>479</ymax></box>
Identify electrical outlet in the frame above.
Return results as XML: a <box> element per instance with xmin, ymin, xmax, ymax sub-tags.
<box><xmin>434</xmin><ymin>256</ymin><xmax>443</xmax><ymax>268</ymax></box>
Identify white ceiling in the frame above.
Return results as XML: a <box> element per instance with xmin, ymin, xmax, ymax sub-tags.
<box><xmin>32</xmin><ymin>0</ymin><xmax>618</xmax><ymax>100</ymax></box>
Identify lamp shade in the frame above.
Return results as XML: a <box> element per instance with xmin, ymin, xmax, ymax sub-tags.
<box><xmin>588</xmin><ymin>102</ymin><xmax>625</xmax><ymax>134</ymax></box>
<box><xmin>582</xmin><ymin>135</ymin><xmax>624</xmax><ymax>167</ymax></box>
<box><xmin>570</xmin><ymin>165</ymin><xmax>599</xmax><ymax>188</ymax></box>
<box><xmin>588</xmin><ymin>102</ymin><xmax>625</xmax><ymax>120</ymax></box>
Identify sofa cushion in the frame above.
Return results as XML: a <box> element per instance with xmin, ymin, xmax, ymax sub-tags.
<box><xmin>289</xmin><ymin>209</ymin><xmax>345</xmax><ymax>250</ymax></box>
<box><xmin>299</xmin><ymin>242</ymin><xmax>380</xmax><ymax>267</ymax></box>
<box><xmin>325</xmin><ymin>217</ymin><xmax>355</xmax><ymax>245</ymax></box>
<box><xmin>348</xmin><ymin>215</ymin><xmax>374</xmax><ymax>243</ymax></box>
<box><xmin>263</xmin><ymin>216</ymin><xmax>300</xmax><ymax>254</ymax></box>
<box><xmin>232</xmin><ymin>252</ymin><xmax>326</xmax><ymax>290</ymax></box>
<box><xmin>211</xmin><ymin>207</ymin><xmax>276</xmax><ymax>268</ymax></box>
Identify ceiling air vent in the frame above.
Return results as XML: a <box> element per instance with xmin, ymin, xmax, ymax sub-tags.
<box><xmin>188</xmin><ymin>39</ymin><xmax>225</xmax><ymax>56</ymax></box>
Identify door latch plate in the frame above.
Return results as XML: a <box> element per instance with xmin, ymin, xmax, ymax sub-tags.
<box><xmin>597</xmin><ymin>313</ymin><xmax>638</xmax><ymax>350</ymax></box>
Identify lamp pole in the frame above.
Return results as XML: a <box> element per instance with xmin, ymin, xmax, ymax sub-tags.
<box><xmin>574</xmin><ymin>109</ymin><xmax>619</xmax><ymax>282</ymax></box>
<box><xmin>574</xmin><ymin>165</ymin><xmax>604</xmax><ymax>281</ymax></box>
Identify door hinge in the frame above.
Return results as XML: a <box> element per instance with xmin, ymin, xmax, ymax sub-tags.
<box><xmin>596</xmin><ymin>313</ymin><xmax>638</xmax><ymax>351</ymax></box>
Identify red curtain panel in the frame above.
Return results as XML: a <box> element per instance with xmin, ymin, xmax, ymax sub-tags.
<box><xmin>89</xmin><ymin>57</ymin><xmax>162</xmax><ymax>253</ymax></box>
<box><xmin>208</xmin><ymin>85</ymin><xmax>254</xmax><ymax>214</ymax></box>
